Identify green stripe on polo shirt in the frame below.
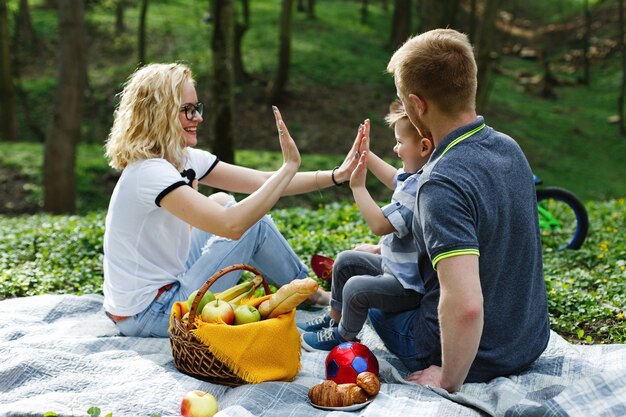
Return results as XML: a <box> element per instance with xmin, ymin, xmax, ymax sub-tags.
<box><xmin>437</xmin><ymin>123</ymin><xmax>486</xmax><ymax>161</ymax></box>
<box><xmin>432</xmin><ymin>249</ymin><xmax>480</xmax><ymax>269</ymax></box>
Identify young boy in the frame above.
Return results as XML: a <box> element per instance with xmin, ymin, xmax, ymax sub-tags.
<box><xmin>299</xmin><ymin>100</ymin><xmax>434</xmax><ymax>351</ymax></box>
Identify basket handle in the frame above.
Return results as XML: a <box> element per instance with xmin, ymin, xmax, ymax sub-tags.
<box><xmin>187</xmin><ymin>264</ymin><xmax>271</xmax><ymax>330</ymax></box>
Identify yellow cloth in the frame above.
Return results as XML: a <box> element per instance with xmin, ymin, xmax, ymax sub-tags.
<box><xmin>170</xmin><ymin>300</ymin><xmax>301</xmax><ymax>384</ymax></box>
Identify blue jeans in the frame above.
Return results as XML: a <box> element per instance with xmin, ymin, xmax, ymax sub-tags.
<box><xmin>368</xmin><ymin>308</ymin><xmax>425</xmax><ymax>372</ymax></box>
<box><xmin>114</xmin><ymin>214</ymin><xmax>308</xmax><ymax>337</ymax></box>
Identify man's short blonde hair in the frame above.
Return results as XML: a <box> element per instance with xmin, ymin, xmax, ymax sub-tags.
<box><xmin>106</xmin><ymin>63</ymin><xmax>193</xmax><ymax>171</ymax></box>
<box><xmin>387</xmin><ymin>29</ymin><xmax>477</xmax><ymax>115</ymax></box>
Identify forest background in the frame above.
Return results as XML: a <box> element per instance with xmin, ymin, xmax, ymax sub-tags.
<box><xmin>0</xmin><ymin>0</ymin><xmax>625</xmax><ymax>344</ymax></box>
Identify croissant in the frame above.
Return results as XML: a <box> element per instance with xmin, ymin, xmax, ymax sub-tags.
<box><xmin>356</xmin><ymin>371</ymin><xmax>381</xmax><ymax>396</ymax></box>
<box><xmin>308</xmin><ymin>380</ymin><xmax>368</xmax><ymax>407</ymax></box>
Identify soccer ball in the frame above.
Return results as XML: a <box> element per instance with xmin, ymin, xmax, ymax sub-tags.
<box><xmin>325</xmin><ymin>341</ymin><xmax>379</xmax><ymax>384</ymax></box>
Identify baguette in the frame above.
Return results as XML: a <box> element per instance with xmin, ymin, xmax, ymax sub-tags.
<box><xmin>258</xmin><ymin>278</ymin><xmax>319</xmax><ymax>319</ymax></box>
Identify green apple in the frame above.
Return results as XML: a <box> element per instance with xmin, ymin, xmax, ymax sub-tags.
<box><xmin>233</xmin><ymin>304</ymin><xmax>261</xmax><ymax>325</ymax></box>
<box><xmin>187</xmin><ymin>289</ymin><xmax>215</xmax><ymax>315</ymax></box>
<box><xmin>180</xmin><ymin>390</ymin><xmax>218</xmax><ymax>417</ymax></box>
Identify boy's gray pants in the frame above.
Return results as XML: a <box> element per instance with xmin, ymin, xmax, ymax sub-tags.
<box><xmin>330</xmin><ymin>250</ymin><xmax>422</xmax><ymax>340</ymax></box>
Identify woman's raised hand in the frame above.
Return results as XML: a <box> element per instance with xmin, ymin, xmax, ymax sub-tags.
<box><xmin>272</xmin><ymin>106</ymin><xmax>301</xmax><ymax>170</ymax></box>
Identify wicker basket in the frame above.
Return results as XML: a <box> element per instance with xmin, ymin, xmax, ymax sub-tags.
<box><xmin>169</xmin><ymin>264</ymin><xmax>272</xmax><ymax>387</ymax></box>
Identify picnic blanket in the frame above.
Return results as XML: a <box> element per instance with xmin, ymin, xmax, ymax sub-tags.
<box><xmin>1</xmin><ymin>294</ymin><xmax>626</xmax><ymax>417</ymax></box>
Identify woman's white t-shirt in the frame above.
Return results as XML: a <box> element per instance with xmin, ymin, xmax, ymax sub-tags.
<box><xmin>103</xmin><ymin>148</ymin><xmax>218</xmax><ymax>316</ymax></box>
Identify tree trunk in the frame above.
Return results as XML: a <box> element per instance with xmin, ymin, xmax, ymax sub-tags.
<box><xmin>390</xmin><ymin>0</ymin><xmax>411</xmax><ymax>49</ymax></box>
<box><xmin>469</xmin><ymin>0</ymin><xmax>477</xmax><ymax>43</ymax></box>
<box><xmin>0</xmin><ymin>0</ymin><xmax>18</xmax><ymax>142</ymax></box>
<box><xmin>43</xmin><ymin>0</ymin><xmax>86</xmax><ymax>213</ymax></box>
<box><xmin>420</xmin><ymin>0</ymin><xmax>459</xmax><ymax>32</ymax></box>
<box><xmin>618</xmin><ymin>0</ymin><xmax>626</xmax><ymax>135</ymax></box>
<box><xmin>267</xmin><ymin>0</ymin><xmax>293</xmax><ymax>106</ymax></box>
<box><xmin>474</xmin><ymin>0</ymin><xmax>503</xmax><ymax>113</ymax></box>
<box><xmin>211</xmin><ymin>0</ymin><xmax>236</xmax><ymax>163</ymax></box>
<box><xmin>15</xmin><ymin>0</ymin><xmax>37</xmax><ymax>48</ymax></box>
<box><xmin>234</xmin><ymin>0</ymin><xmax>251</xmax><ymax>83</ymax></box>
<box><xmin>138</xmin><ymin>0</ymin><xmax>149</xmax><ymax>65</ymax></box>
<box><xmin>580</xmin><ymin>0</ymin><xmax>591</xmax><ymax>86</ymax></box>
<box><xmin>306</xmin><ymin>0</ymin><xmax>315</xmax><ymax>19</ymax></box>
<box><xmin>115</xmin><ymin>0</ymin><xmax>126</xmax><ymax>36</ymax></box>
<box><xmin>361</xmin><ymin>0</ymin><xmax>368</xmax><ymax>25</ymax></box>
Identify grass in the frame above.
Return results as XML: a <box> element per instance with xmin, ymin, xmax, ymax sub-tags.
<box><xmin>1</xmin><ymin>194</ymin><xmax>625</xmax><ymax>345</ymax></box>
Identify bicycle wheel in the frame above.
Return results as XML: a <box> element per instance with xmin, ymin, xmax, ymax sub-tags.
<box><xmin>536</xmin><ymin>187</ymin><xmax>589</xmax><ymax>250</ymax></box>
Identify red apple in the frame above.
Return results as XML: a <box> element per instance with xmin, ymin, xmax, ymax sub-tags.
<box><xmin>201</xmin><ymin>299</ymin><xmax>235</xmax><ymax>324</ymax></box>
<box><xmin>233</xmin><ymin>305</ymin><xmax>261</xmax><ymax>325</ymax></box>
<box><xmin>181</xmin><ymin>390</ymin><xmax>218</xmax><ymax>417</ymax></box>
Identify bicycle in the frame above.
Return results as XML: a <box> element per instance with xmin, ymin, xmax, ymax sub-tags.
<box><xmin>534</xmin><ymin>175</ymin><xmax>589</xmax><ymax>250</ymax></box>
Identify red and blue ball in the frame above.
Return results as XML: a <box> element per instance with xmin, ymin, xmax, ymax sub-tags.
<box><xmin>325</xmin><ymin>341</ymin><xmax>379</xmax><ymax>384</ymax></box>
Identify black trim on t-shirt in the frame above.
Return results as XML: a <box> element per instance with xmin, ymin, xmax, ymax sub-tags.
<box><xmin>155</xmin><ymin>181</ymin><xmax>187</xmax><ymax>207</ymax></box>
<box><xmin>199</xmin><ymin>158</ymin><xmax>220</xmax><ymax>181</ymax></box>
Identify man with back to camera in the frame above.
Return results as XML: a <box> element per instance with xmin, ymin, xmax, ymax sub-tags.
<box><xmin>366</xmin><ymin>28</ymin><xmax>550</xmax><ymax>392</ymax></box>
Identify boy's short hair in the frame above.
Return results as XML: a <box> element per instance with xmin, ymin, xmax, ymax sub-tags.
<box><xmin>384</xmin><ymin>99</ymin><xmax>408</xmax><ymax>128</ymax></box>
<box><xmin>387</xmin><ymin>29</ymin><xmax>477</xmax><ymax>115</ymax></box>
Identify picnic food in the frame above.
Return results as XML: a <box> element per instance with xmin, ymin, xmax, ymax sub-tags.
<box><xmin>258</xmin><ymin>278</ymin><xmax>319</xmax><ymax>319</ymax></box>
<box><xmin>356</xmin><ymin>371</ymin><xmax>380</xmax><ymax>396</ymax></box>
<box><xmin>215</xmin><ymin>275</ymin><xmax>263</xmax><ymax>303</ymax></box>
<box><xmin>180</xmin><ymin>390</ymin><xmax>218</xmax><ymax>417</ymax></box>
<box><xmin>233</xmin><ymin>304</ymin><xmax>261</xmax><ymax>325</ymax></box>
<box><xmin>201</xmin><ymin>299</ymin><xmax>235</xmax><ymax>324</ymax></box>
<box><xmin>307</xmin><ymin>380</ymin><xmax>368</xmax><ymax>407</ymax></box>
<box><xmin>187</xmin><ymin>289</ymin><xmax>215</xmax><ymax>315</ymax></box>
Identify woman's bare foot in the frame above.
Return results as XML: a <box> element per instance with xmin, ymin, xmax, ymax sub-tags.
<box><xmin>305</xmin><ymin>288</ymin><xmax>330</xmax><ymax>307</ymax></box>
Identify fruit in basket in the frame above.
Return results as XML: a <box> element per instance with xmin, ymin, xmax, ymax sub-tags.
<box><xmin>258</xmin><ymin>278</ymin><xmax>319</xmax><ymax>319</ymax></box>
<box><xmin>180</xmin><ymin>390</ymin><xmax>218</xmax><ymax>417</ymax></box>
<box><xmin>325</xmin><ymin>341</ymin><xmax>379</xmax><ymax>384</ymax></box>
<box><xmin>187</xmin><ymin>290</ymin><xmax>216</xmax><ymax>315</ymax></box>
<box><xmin>216</xmin><ymin>275</ymin><xmax>264</xmax><ymax>302</ymax></box>
<box><xmin>201</xmin><ymin>299</ymin><xmax>235</xmax><ymax>324</ymax></box>
<box><xmin>233</xmin><ymin>304</ymin><xmax>261</xmax><ymax>325</ymax></box>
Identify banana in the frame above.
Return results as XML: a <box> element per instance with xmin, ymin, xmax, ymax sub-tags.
<box><xmin>228</xmin><ymin>286</ymin><xmax>256</xmax><ymax>305</ymax></box>
<box><xmin>215</xmin><ymin>281</ymin><xmax>254</xmax><ymax>302</ymax></box>
<box><xmin>214</xmin><ymin>274</ymin><xmax>265</xmax><ymax>302</ymax></box>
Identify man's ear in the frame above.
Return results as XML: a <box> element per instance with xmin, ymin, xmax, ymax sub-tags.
<box><xmin>420</xmin><ymin>137</ymin><xmax>434</xmax><ymax>157</ymax></box>
<box><xmin>408</xmin><ymin>93</ymin><xmax>426</xmax><ymax>115</ymax></box>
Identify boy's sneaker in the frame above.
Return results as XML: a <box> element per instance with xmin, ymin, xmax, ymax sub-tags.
<box><xmin>296</xmin><ymin>314</ymin><xmax>337</xmax><ymax>333</ymax></box>
<box><xmin>301</xmin><ymin>326</ymin><xmax>347</xmax><ymax>352</ymax></box>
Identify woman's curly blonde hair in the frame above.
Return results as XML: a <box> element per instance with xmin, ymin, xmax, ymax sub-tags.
<box><xmin>105</xmin><ymin>63</ymin><xmax>194</xmax><ymax>171</ymax></box>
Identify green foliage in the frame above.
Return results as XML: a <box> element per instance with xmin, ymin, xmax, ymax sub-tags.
<box><xmin>543</xmin><ymin>198</ymin><xmax>626</xmax><ymax>344</ymax></box>
<box><xmin>0</xmin><ymin>212</ymin><xmax>104</xmax><ymax>298</ymax></box>
<box><xmin>2</xmin><ymin>199</ymin><xmax>625</xmax><ymax>345</ymax></box>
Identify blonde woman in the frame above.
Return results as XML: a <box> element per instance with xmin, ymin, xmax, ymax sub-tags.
<box><xmin>103</xmin><ymin>63</ymin><xmax>361</xmax><ymax>337</ymax></box>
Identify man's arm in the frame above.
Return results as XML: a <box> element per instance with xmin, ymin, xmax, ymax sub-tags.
<box><xmin>405</xmin><ymin>254</ymin><xmax>483</xmax><ymax>392</ymax></box>
<box><xmin>437</xmin><ymin>254</ymin><xmax>483</xmax><ymax>391</ymax></box>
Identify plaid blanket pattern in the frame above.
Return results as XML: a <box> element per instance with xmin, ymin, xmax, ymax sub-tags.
<box><xmin>1</xmin><ymin>294</ymin><xmax>625</xmax><ymax>417</ymax></box>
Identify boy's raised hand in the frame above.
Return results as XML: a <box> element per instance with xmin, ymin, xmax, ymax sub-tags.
<box><xmin>333</xmin><ymin>119</ymin><xmax>370</xmax><ymax>183</ymax></box>
<box><xmin>349</xmin><ymin>150</ymin><xmax>368</xmax><ymax>189</ymax></box>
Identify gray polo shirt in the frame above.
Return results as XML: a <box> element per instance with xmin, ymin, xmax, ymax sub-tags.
<box><xmin>412</xmin><ymin>116</ymin><xmax>550</xmax><ymax>382</ymax></box>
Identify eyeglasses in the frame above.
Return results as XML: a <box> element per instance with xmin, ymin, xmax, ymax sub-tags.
<box><xmin>180</xmin><ymin>102</ymin><xmax>204</xmax><ymax>121</ymax></box>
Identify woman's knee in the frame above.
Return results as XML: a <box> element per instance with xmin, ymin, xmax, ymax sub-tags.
<box><xmin>208</xmin><ymin>192</ymin><xmax>234</xmax><ymax>206</ymax></box>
